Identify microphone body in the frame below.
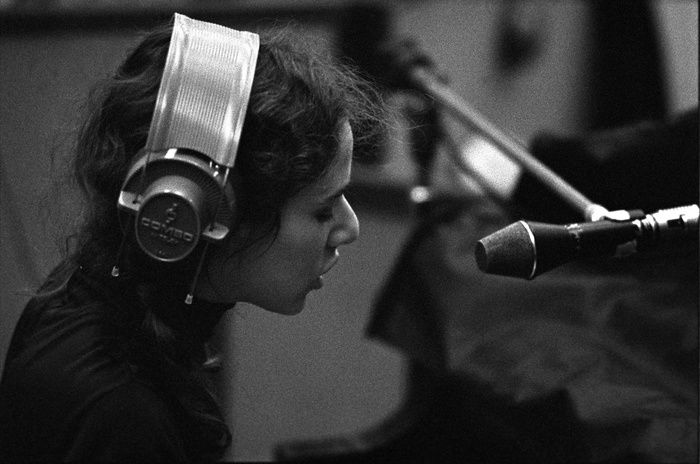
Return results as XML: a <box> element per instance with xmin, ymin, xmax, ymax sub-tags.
<box><xmin>475</xmin><ymin>205</ymin><xmax>699</xmax><ymax>279</ymax></box>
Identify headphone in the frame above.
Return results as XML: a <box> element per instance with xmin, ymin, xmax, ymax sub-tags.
<box><xmin>113</xmin><ymin>14</ymin><xmax>259</xmax><ymax>303</ymax></box>
<box><xmin>117</xmin><ymin>148</ymin><xmax>236</xmax><ymax>263</ymax></box>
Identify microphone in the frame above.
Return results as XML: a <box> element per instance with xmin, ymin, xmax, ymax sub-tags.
<box><xmin>475</xmin><ymin>205</ymin><xmax>699</xmax><ymax>279</ymax></box>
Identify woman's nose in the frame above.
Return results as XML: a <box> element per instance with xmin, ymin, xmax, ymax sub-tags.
<box><xmin>329</xmin><ymin>196</ymin><xmax>359</xmax><ymax>248</ymax></box>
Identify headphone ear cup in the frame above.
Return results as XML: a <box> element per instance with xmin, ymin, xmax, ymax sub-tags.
<box><xmin>134</xmin><ymin>175</ymin><xmax>207</xmax><ymax>262</ymax></box>
<box><xmin>118</xmin><ymin>149</ymin><xmax>236</xmax><ymax>263</ymax></box>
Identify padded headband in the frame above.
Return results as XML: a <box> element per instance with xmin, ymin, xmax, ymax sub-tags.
<box><xmin>145</xmin><ymin>13</ymin><xmax>260</xmax><ymax>167</ymax></box>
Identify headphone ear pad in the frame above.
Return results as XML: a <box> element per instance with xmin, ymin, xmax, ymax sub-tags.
<box><xmin>118</xmin><ymin>149</ymin><xmax>236</xmax><ymax>263</ymax></box>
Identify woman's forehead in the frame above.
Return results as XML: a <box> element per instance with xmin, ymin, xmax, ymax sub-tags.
<box><xmin>292</xmin><ymin>123</ymin><xmax>353</xmax><ymax>197</ymax></box>
<box><xmin>305</xmin><ymin>123</ymin><xmax>353</xmax><ymax>197</ymax></box>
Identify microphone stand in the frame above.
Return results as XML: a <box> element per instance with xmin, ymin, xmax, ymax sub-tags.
<box><xmin>393</xmin><ymin>49</ymin><xmax>608</xmax><ymax>222</ymax></box>
<box><xmin>403</xmin><ymin>64</ymin><xmax>699</xmax><ymax>266</ymax></box>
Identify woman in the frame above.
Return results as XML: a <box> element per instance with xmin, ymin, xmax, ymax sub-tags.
<box><xmin>0</xmin><ymin>14</ymin><xmax>387</xmax><ymax>462</ymax></box>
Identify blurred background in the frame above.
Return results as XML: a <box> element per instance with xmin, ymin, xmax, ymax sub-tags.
<box><xmin>1</xmin><ymin>0</ymin><xmax>697</xmax><ymax>462</ymax></box>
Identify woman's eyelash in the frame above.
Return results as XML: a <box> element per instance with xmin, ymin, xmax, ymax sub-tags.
<box><xmin>315</xmin><ymin>206</ymin><xmax>334</xmax><ymax>221</ymax></box>
<box><xmin>316</xmin><ymin>195</ymin><xmax>344</xmax><ymax>221</ymax></box>
<box><xmin>315</xmin><ymin>191</ymin><xmax>346</xmax><ymax>222</ymax></box>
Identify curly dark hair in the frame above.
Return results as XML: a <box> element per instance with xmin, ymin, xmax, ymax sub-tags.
<box><xmin>64</xmin><ymin>18</ymin><xmax>389</xmax><ymax>460</ymax></box>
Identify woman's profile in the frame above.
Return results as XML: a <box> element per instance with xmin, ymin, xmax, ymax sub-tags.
<box><xmin>0</xmin><ymin>13</ymin><xmax>387</xmax><ymax>462</ymax></box>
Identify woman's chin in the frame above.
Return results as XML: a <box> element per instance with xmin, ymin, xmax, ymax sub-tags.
<box><xmin>258</xmin><ymin>295</ymin><xmax>307</xmax><ymax>316</ymax></box>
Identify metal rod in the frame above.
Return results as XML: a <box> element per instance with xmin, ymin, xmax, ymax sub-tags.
<box><xmin>410</xmin><ymin>67</ymin><xmax>607</xmax><ymax>221</ymax></box>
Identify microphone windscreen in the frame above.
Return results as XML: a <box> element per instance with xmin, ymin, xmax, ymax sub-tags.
<box><xmin>474</xmin><ymin>221</ymin><xmax>535</xmax><ymax>279</ymax></box>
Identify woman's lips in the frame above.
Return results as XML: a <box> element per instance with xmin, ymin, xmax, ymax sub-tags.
<box><xmin>321</xmin><ymin>256</ymin><xmax>339</xmax><ymax>276</ymax></box>
<box><xmin>312</xmin><ymin>256</ymin><xmax>339</xmax><ymax>290</ymax></box>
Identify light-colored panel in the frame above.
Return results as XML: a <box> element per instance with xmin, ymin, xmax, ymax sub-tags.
<box><xmin>652</xmin><ymin>0</ymin><xmax>699</xmax><ymax>113</ymax></box>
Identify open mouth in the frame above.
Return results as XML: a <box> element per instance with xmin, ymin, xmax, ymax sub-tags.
<box><xmin>320</xmin><ymin>255</ymin><xmax>339</xmax><ymax>277</ymax></box>
<box><xmin>312</xmin><ymin>256</ymin><xmax>339</xmax><ymax>290</ymax></box>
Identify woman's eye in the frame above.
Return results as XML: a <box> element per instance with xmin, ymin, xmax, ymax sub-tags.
<box><xmin>315</xmin><ymin>193</ymin><xmax>346</xmax><ymax>222</ymax></box>
<box><xmin>315</xmin><ymin>206</ymin><xmax>334</xmax><ymax>222</ymax></box>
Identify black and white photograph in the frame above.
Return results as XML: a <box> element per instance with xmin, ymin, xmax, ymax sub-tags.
<box><xmin>0</xmin><ymin>1</ymin><xmax>697</xmax><ymax>462</ymax></box>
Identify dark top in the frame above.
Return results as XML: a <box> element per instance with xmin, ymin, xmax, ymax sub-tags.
<box><xmin>0</xmin><ymin>262</ymin><xmax>193</xmax><ymax>462</ymax></box>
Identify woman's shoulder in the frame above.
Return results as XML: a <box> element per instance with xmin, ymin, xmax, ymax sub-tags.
<box><xmin>6</xmin><ymin>259</ymin><xmax>133</xmax><ymax>362</ymax></box>
<box><xmin>1</xmin><ymin>261</ymin><xmax>137</xmax><ymax>419</ymax></box>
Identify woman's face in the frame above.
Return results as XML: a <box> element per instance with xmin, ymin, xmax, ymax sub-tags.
<box><xmin>197</xmin><ymin>121</ymin><xmax>359</xmax><ymax>314</ymax></box>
